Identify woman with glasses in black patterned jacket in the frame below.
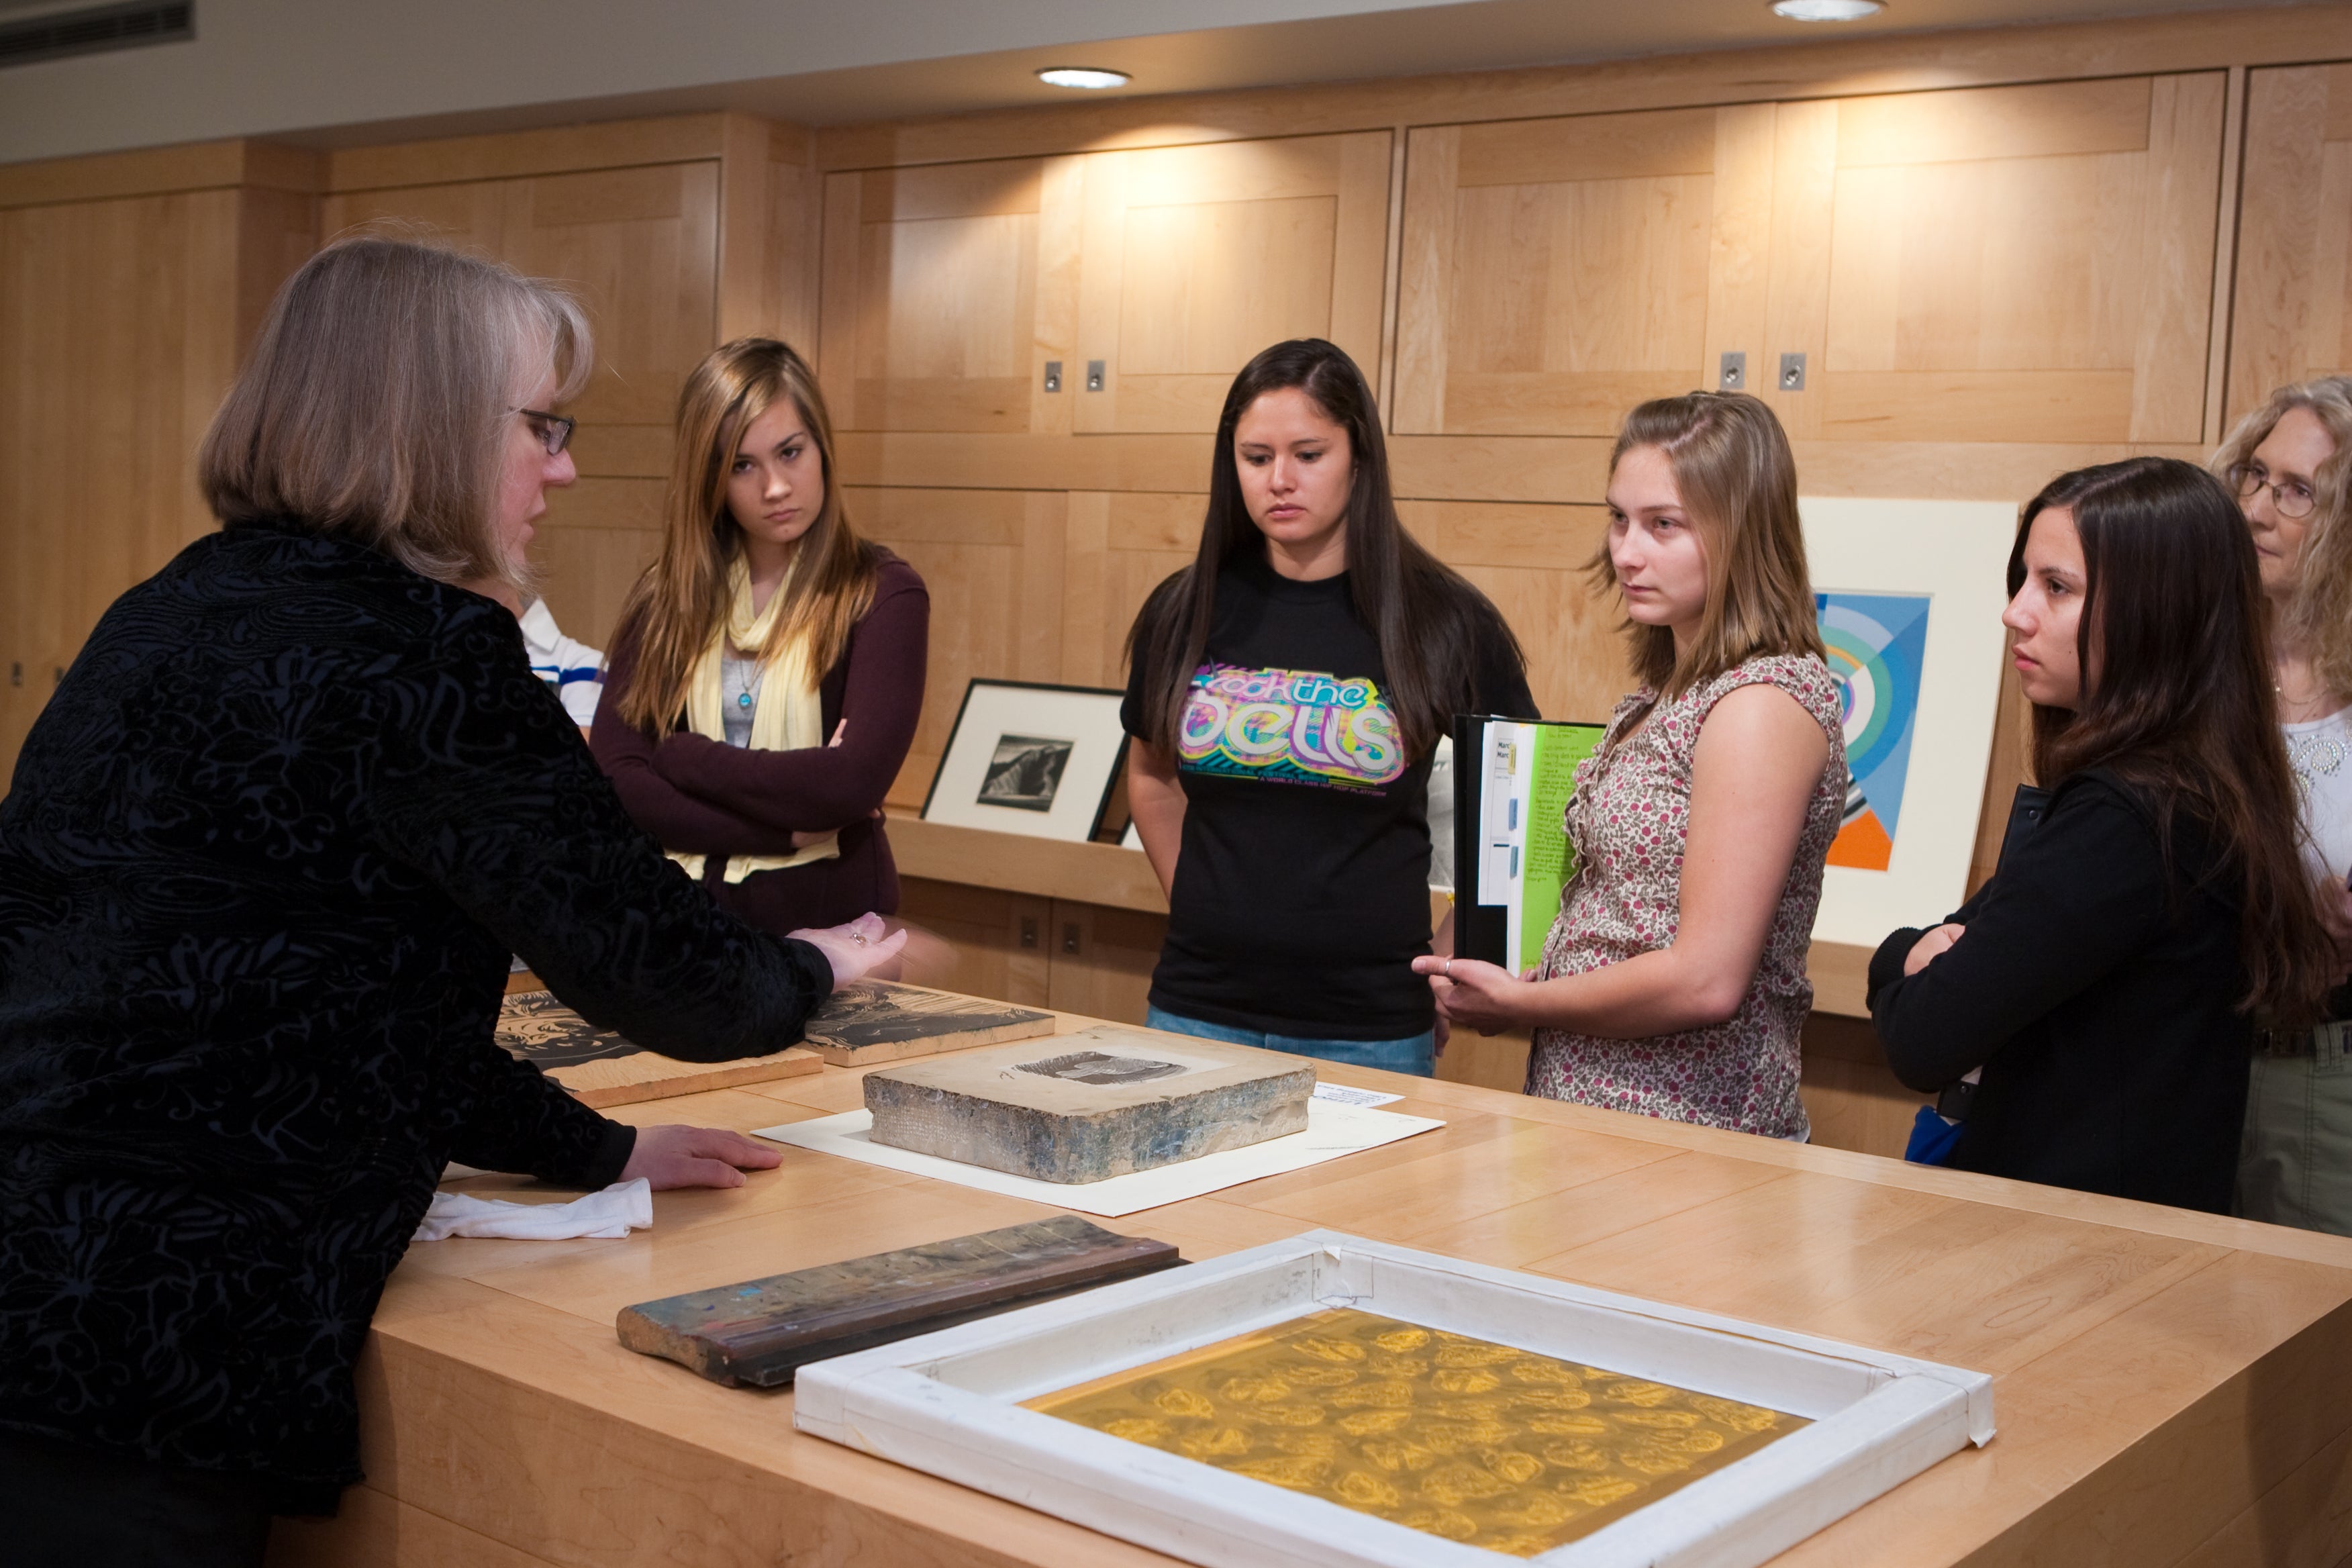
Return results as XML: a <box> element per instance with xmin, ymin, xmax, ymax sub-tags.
<box><xmin>0</xmin><ymin>237</ymin><xmax>901</xmax><ymax>1568</ymax></box>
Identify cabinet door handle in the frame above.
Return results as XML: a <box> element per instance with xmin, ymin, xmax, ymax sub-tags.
<box><xmin>1019</xmin><ymin>916</ymin><xmax>1039</xmax><ymax>949</ymax></box>
<box><xmin>1061</xmin><ymin>922</ymin><xmax>1082</xmax><ymax>955</ymax></box>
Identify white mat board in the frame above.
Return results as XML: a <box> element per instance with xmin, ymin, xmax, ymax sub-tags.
<box><xmin>1801</xmin><ymin>495</ymin><xmax>2018</xmax><ymax>948</ymax></box>
<box><xmin>752</xmin><ymin>1097</ymin><xmax>1443</xmax><ymax>1217</ymax></box>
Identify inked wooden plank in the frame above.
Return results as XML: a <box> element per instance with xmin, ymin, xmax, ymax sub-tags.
<box><xmin>799</xmin><ymin>979</ymin><xmax>1057</xmax><ymax>1067</ymax></box>
<box><xmin>616</xmin><ymin>1214</ymin><xmax>1182</xmax><ymax>1387</ymax></box>
<box><xmin>865</xmin><ymin>1026</ymin><xmax>1314</xmax><ymax>1183</ymax></box>
<box><xmin>495</xmin><ymin>989</ymin><xmax>820</xmax><ymax>1109</ymax></box>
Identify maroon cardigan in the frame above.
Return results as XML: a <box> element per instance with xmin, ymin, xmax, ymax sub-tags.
<box><xmin>591</xmin><ymin>550</ymin><xmax>928</xmax><ymax>936</ymax></box>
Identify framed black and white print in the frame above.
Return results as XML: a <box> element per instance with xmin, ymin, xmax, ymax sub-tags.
<box><xmin>922</xmin><ymin>680</ymin><xmax>1128</xmax><ymax>842</ymax></box>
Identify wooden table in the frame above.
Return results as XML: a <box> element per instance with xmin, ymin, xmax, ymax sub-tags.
<box><xmin>271</xmin><ymin>1008</ymin><xmax>2352</xmax><ymax>1568</ymax></box>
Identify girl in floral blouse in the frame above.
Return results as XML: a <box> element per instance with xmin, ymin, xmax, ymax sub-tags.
<box><xmin>1414</xmin><ymin>392</ymin><xmax>1848</xmax><ymax>1138</ymax></box>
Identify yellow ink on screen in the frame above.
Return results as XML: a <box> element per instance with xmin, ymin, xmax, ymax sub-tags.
<box><xmin>1025</xmin><ymin>1308</ymin><xmax>1807</xmax><ymax>1558</ymax></box>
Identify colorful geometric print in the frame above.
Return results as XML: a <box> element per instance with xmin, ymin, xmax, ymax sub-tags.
<box><xmin>1177</xmin><ymin>662</ymin><xmax>1407</xmax><ymax>791</ymax></box>
<box><xmin>1814</xmin><ymin>592</ymin><xmax>1930</xmax><ymax>873</ymax></box>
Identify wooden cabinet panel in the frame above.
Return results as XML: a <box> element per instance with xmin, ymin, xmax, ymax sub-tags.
<box><xmin>1401</xmin><ymin>77</ymin><xmax>2224</xmax><ymax>446</ymax></box>
<box><xmin>894</xmin><ymin>876</ymin><xmax>1052</xmax><ymax>1007</ymax></box>
<box><xmin>2228</xmin><ymin>62</ymin><xmax>2352</xmax><ymax>424</ymax></box>
<box><xmin>1076</xmin><ymin>132</ymin><xmax>1390</xmax><ymax>434</ymax></box>
<box><xmin>1059</xmin><ymin>490</ymin><xmax>1199</xmax><ymax>689</ymax></box>
<box><xmin>1802</xmin><ymin>75</ymin><xmax>2224</xmax><ymax>444</ymax></box>
<box><xmin>1044</xmin><ymin>899</ymin><xmax>1163</xmax><ymax>1024</ymax></box>
<box><xmin>819</xmin><ymin>158</ymin><xmax>1078</xmax><ymax>436</ymax></box>
<box><xmin>326</xmin><ymin>162</ymin><xmax>720</xmax><ymax>650</ymax></box>
<box><xmin>1397</xmin><ymin>500</ymin><xmax>1624</xmax><ymax>726</ymax></box>
<box><xmin>0</xmin><ymin>187</ymin><xmax>289</xmax><ymax>781</ymax></box>
<box><xmin>1397</xmin><ymin>106</ymin><xmax>1771</xmax><ymax>436</ymax></box>
<box><xmin>850</xmin><ymin>486</ymin><xmax>1068</xmax><ymax>801</ymax></box>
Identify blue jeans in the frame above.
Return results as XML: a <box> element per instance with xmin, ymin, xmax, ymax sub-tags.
<box><xmin>1146</xmin><ymin>1005</ymin><xmax>1436</xmax><ymax>1077</ymax></box>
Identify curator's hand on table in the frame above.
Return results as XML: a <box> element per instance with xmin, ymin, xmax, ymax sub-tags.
<box><xmin>620</xmin><ymin>1126</ymin><xmax>783</xmax><ymax>1189</ymax></box>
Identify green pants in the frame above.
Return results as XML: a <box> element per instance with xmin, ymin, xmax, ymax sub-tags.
<box><xmin>2239</xmin><ymin>1022</ymin><xmax>2352</xmax><ymax>1237</ymax></box>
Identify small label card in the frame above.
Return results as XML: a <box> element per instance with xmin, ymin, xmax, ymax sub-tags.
<box><xmin>1311</xmin><ymin>1083</ymin><xmax>1404</xmax><ymax>1109</ymax></box>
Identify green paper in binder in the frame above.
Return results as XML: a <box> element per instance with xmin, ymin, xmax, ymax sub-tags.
<box><xmin>1451</xmin><ymin>714</ymin><xmax>1607</xmax><ymax>975</ymax></box>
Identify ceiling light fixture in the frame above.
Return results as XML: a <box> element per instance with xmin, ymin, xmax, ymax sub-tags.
<box><xmin>1770</xmin><ymin>0</ymin><xmax>1884</xmax><ymax>18</ymax></box>
<box><xmin>1036</xmin><ymin>66</ymin><xmax>1131</xmax><ymax>90</ymax></box>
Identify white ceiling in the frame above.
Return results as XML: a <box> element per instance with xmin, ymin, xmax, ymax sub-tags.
<box><xmin>0</xmin><ymin>0</ymin><xmax>2314</xmax><ymax>165</ymax></box>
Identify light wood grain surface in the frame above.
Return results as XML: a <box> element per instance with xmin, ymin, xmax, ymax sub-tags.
<box><xmin>269</xmin><ymin>1002</ymin><xmax>2352</xmax><ymax>1568</ymax></box>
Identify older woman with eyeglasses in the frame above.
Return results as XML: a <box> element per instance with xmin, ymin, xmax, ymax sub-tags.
<box><xmin>2216</xmin><ymin>377</ymin><xmax>2352</xmax><ymax>1236</ymax></box>
<box><xmin>0</xmin><ymin>238</ymin><xmax>903</xmax><ymax>1567</ymax></box>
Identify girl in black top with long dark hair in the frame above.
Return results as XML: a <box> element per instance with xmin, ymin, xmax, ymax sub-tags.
<box><xmin>1122</xmin><ymin>339</ymin><xmax>1534</xmax><ymax>1074</ymax></box>
<box><xmin>1871</xmin><ymin>457</ymin><xmax>2337</xmax><ymax>1211</ymax></box>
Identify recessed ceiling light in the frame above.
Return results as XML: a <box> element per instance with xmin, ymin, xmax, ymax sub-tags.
<box><xmin>1036</xmin><ymin>67</ymin><xmax>1131</xmax><ymax>90</ymax></box>
<box><xmin>1770</xmin><ymin>0</ymin><xmax>1884</xmax><ymax>17</ymax></box>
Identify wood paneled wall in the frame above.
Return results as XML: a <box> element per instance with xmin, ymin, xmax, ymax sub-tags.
<box><xmin>0</xmin><ymin>144</ymin><xmax>317</xmax><ymax>779</ymax></box>
<box><xmin>317</xmin><ymin>115</ymin><xmax>822</xmax><ymax>678</ymax></box>
<box><xmin>0</xmin><ymin>116</ymin><xmax>817</xmax><ymax>781</ymax></box>
<box><xmin>9</xmin><ymin>3</ymin><xmax>2352</xmax><ymax>879</ymax></box>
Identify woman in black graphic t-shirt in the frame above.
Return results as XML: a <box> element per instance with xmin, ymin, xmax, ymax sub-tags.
<box><xmin>1120</xmin><ymin>340</ymin><xmax>1536</xmax><ymax>1075</ymax></box>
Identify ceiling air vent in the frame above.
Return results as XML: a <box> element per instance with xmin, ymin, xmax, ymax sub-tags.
<box><xmin>0</xmin><ymin>1</ymin><xmax>193</xmax><ymax>69</ymax></box>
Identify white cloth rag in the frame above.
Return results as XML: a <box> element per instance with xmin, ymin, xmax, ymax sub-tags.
<box><xmin>413</xmin><ymin>1178</ymin><xmax>653</xmax><ymax>1241</ymax></box>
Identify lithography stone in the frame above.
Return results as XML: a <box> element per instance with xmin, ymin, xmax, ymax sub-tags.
<box><xmin>863</xmin><ymin>1024</ymin><xmax>1315</xmax><ymax>1184</ymax></box>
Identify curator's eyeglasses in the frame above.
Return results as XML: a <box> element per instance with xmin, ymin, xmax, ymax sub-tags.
<box><xmin>2232</xmin><ymin>462</ymin><xmax>2316</xmax><ymax>521</ymax></box>
<box><xmin>516</xmin><ymin>407</ymin><xmax>576</xmax><ymax>457</ymax></box>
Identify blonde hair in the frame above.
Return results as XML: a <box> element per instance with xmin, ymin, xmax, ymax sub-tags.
<box><xmin>611</xmin><ymin>338</ymin><xmax>878</xmax><ymax>736</ymax></box>
<box><xmin>2210</xmin><ymin>376</ymin><xmax>2352</xmax><ymax>700</ymax></box>
<box><xmin>1592</xmin><ymin>391</ymin><xmax>1824</xmax><ymax>699</ymax></box>
<box><xmin>198</xmin><ymin>234</ymin><xmax>591</xmax><ymax>597</ymax></box>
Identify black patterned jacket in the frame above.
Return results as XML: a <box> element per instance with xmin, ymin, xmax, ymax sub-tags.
<box><xmin>0</xmin><ymin>518</ymin><xmax>832</xmax><ymax>1510</ymax></box>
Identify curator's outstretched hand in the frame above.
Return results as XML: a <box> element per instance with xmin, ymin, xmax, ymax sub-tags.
<box><xmin>620</xmin><ymin>1125</ymin><xmax>785</xmax><ymax>1189</ymax></box>
<box><xmin>790</xmin><ymin>912</ymin><xmax>910</xmax><ymax>987</ymax></box>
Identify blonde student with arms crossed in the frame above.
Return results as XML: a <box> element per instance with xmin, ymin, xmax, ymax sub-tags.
<box><xmin>593</xmin><ymin>339</ymin><xmax>928</xmax><ymax>937</ymax></box>
<box><xmin>1414</xmin><ymin>393</ymin><xmax>1847</xmax><ymax>1139</ymax></box>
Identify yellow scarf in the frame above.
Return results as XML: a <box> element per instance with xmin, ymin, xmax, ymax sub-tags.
<box><xmin>667</xmin><ymin>554</ymin><xmax>840</xmax><ymax>883</ymax></box>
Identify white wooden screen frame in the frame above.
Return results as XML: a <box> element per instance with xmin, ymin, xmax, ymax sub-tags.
<box><xmin>797</xmin><ymin>1230</ymin><xmax>1995</xmax><ymax>1568</ymax></box>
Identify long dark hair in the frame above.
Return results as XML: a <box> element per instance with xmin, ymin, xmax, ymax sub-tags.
<box><xmin>2014</xmin><ymin>456</ymin><xmax>2335</xmax><ymax>1024</ymax></box>
<box><xmin>1125</xmin><ymin>339</ymin><xmax>1523</xmax><ymax>757</ymax></box>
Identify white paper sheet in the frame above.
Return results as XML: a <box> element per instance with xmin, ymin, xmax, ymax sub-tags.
<box><xmin>752</xmin><ymin>1099</ymin><xmax>1444</xmax><ymax>1217</ymax></box>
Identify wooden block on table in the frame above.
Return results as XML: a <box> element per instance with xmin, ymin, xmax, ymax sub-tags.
<box><xmin>864</xmin><ymin>1025</ymin><xmax>1315</xmax><ymax>1184</ymax></box>
<box><xmin>800</xmin><ymin>979</ymin><xmax>1056</xmax><ymax>1067</ymax></box>
<box><xmin>615</xmin><ymin>1214</ymin><xmax>1184</xmax><ymax>1387</ymax></box>
<box><xmin>496</xmin><ymin>989</ymin><xmax>820</xmax><ymax>1110</ymax></box>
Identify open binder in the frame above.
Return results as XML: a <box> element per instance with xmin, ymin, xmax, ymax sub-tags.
<box><xmin>1451</xmin><ymin>714</ymin><xmax>1608</xmax><ymax>975</ymax></box>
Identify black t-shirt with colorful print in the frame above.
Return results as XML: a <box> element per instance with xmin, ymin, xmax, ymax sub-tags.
<box><xmin>1121</xmin><ymin>553</ymin><xmax>1537</xmax><ymax>1039</ymax></box>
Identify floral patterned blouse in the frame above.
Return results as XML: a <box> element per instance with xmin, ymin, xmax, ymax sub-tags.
<box><xmin>1525</xmin><ymin>654</ymin><xmax>1849</xmax><ymax>1138</ymax></box>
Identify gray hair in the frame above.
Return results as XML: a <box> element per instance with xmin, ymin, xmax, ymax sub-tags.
<box><xmin>198</xmin><ymin>234</ymin><xmax>593</xmax><ymax>594</ymax></box>
<box><xmin>2211</xmin><ymin>376</ymin><xmax>2352</xmax><ymax>699</ymax></box>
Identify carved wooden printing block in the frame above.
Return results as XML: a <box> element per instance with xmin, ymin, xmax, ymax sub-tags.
<box><xmin>615</xmin><ymin>1214</ymin><xmax>1182</xmax><ymax>1387</ymax></box>
<box><xmin>863</xmin><ymin>1025</ymin><xmax>1315</xmax><ymax>1183</ymax></box>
